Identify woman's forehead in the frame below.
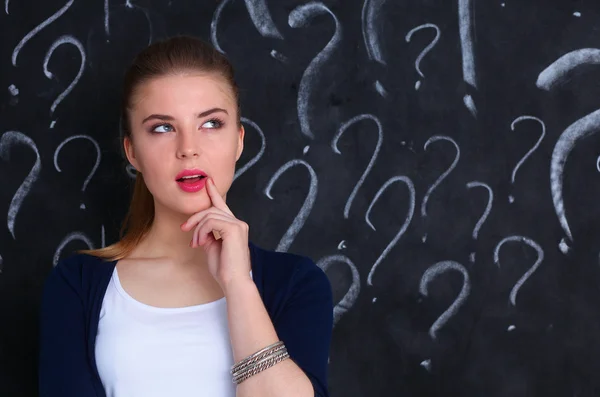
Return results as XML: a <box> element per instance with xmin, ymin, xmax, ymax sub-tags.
<box><xmin>130</xmin><ymin>74</ymin><xmax>235</xmax><ymax>111</ymax></box>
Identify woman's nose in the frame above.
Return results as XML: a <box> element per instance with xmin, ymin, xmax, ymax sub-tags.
<box><xmin>175</xmin><ymin>129</ymin><xmax>199</xmax><ymax>158</ymax></box>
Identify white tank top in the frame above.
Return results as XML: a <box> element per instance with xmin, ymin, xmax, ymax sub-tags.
<box><xmin>95</xmin><ymin>266</ymin><xmax>252</xmax><ymax>397</ymax></box>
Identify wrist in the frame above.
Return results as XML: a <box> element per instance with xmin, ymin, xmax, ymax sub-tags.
<box><xmin>222</xmin><ymin>274</ymin><xmax>254</xmax><ymax>296</ymax></box>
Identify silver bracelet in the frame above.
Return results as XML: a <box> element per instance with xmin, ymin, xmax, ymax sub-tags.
<box><xmin>230</xmin><ymin>341</ymin><xmax>283</xmax><ymax>374</ymax></box>
<box><xmin>232</xmin><ymin>350</ymin><xmax>290</xmax><ymax>384</ymax></box>
<box><xmin>231</xmin><ymin>343</ymin><xmax>287</xmax><ymax>375</ymax></box>
<box><xmin>230</xmin><ymin>341</ymin><xmax>290</xmax><ymax>384</ymax></box>
<box><xmin>233</xmin><ymin>348</ymin><xmax>288</xmax><ymax>379</ymax></box>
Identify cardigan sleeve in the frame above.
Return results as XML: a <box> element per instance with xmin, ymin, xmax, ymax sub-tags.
<box><xmin>274</xmin><ymin>257</ymin><xmax>334</xmax><ymax>397</ymax></box>
<box><xmin>38</xmin><ymin>260</ymin><xmax>100</xmax><ymax>397</ymax></box>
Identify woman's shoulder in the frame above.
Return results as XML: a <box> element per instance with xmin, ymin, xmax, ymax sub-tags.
<box><xmin>54</xmin><ymin>252</ymin><xmax>114</xmax><ymax>272</ymax></box>
<box><xmin>45</xmin><ymin>252</ymin><xmax>115</xmax><ymax>295</ymax></box>
<box><xmin>249</xmin><ymin>241</ymin><xmax>330</xmax><ymax>297</ymax></box>
<box><xmin>250</xmin><ymin>241</ymin><xmax>315</xmax><ymax>273</ymax></box>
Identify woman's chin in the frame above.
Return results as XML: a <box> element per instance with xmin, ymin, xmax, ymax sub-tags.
<box><xmin>154</xmin><ymin>195</ymin><xmax>211</xmax><ymax>216</ymax></box>
<box><xmin>176</xmin><ymin>201</ymin><xmax>211</xmax><ymax>215</ymax></box>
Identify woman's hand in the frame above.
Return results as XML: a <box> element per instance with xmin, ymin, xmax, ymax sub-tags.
<box><xmin>180</xmin><ymin>177</ymin><xmax>252</xmax><ymax>293</ymax></box>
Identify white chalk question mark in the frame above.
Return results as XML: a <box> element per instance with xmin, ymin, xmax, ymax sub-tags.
<box><xmin>458</xmin><ymin>0</ymin><xmax>477</xmax><ymax>116</ymax></box>
<box><xmin>316</xmin><ymin>254</ymin><xmax>360</xmax><ymax>327</ymax></box>
<box><xmin>405</xmin><ymin>23</ymin><xmax>440</xmax><ymax>91</ymax></box>
<box><xmin>53</xmin><ymin>231</ymin><xmax>96</xmax><ymax>266</ymax></box>
<box><xmin>233</xmin><ymin>117</ymin><xmax>266</xmax><ymax>182</ymax></box>
<box><xmin>508</xmin><ymin>116</ymin><xmax>545</xmax><ymax>203</ymax></box>
<box><xmin>43</xmin><ymin>35</ymin><xmax>86</xmax><ymax>121</ymax></box>
<box><xmin>419</xmin><ymin>260</ymin><xmax>471</xmax><ymax>339</ymax></box>
<box><xmin>361</xmin><ymin>0</ymin><xmax>387</xmax><ymax>65</ymax></box>
<box><xmin>11</xmin><ymin>0</ymin><xmax>74</xmax><ymax>66</ymax></box>
<box><xmin>54</xmin><ymin>135</ymin><xmax>101</xmax><ymax>210</ymax></box>
<box><xmin>331</xmin><ymin>114</ymin><xmax>383</xmax><ymax>219</ymax></box>
<box><xmin>103</xmin><ymin>1</ymin><xmax>153</xmax><ymax>44</ymax></box>
<box><xmin>53</xmin><ymin>225</ymin><xmax>105</xmax><ymax>265</ymax></box>
<box><xmin>264</xmin><ymin>159</ymin><xmax>317</xmax><ymax>252</ymax></box>
<box><xmin>537</xmin><ymin>49</ymin><xmax>600</xmax><ymax>254</ymax></box>
<box><xmin>493</xmin><ymin>235</ymin><xmax>544</xmax><ymax>307</ymax></box>
<box><xmin>212</xmin><ymin>0</ymin><xmax>284</xmax><ymax>58</ymax></box>
<box><xmin>210</xmin><ymin>0</ymin><xmax>232</xmax><ymax>54</ymax></box>
<box><xmin>0</xmin><ymin>131</ymin><xmax>41</xmax><ymax>239</ymax></box>
<box><xmin>244</xmin><ymin>0</ymin><xmax>283</xmax><ymax>39</ymax></box>
<box><xmin>366</xmin><ymin>176</ymin><xmax>416</xmax><ymax>290</ymax></box>
<box><xmin>126</xmin><ymin>164</ymin><xmax>137</xmax><ymax>179</ymax></box>
<box><xmin>421</xmin><ymin>135</ymin><xmax>460</xmax><ymax>242</ymax></box>
<box><xmin>361</xmin><ymin>0</ymin><xmax>389</xmax><ymax>96</ymax></box>
<box><xmin>288</xmin><ymin>2</ymin><xmax>342</xmax><ymax>140</ymax></box>
<box><xmin>465</xmin><ymin>181</ymin><xmax>493</xmax><ymax>263</ymax></box>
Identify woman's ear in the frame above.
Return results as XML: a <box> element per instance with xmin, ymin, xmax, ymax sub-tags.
<box><xmin>235</xmin><ymin>125</ymin><xmax>245</xmax><ymax>162</ymax></box>
<box><xmin>123</xmin><ymin>136</ymin><xmax>140</xmax><ymax>171</ymax></box>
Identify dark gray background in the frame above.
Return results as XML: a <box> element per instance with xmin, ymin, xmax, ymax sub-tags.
<box><xmin>2</xmin><ymin>0</ymin><xmax>600</xmax><ymax>396</ymax></box>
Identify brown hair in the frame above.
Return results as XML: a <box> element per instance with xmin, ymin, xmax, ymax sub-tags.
<box><xmin>78</xmin><ymin>35</ymin><xmax>241</xmax><ymax>261</ymax></box>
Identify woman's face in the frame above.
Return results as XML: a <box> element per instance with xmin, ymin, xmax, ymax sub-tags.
<box><xmin>123</xmin><ymin>73</ymin><xmax>244</xmax><ymax>216</ymax></box>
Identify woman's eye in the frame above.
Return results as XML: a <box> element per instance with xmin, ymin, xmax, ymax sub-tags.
<box><xmin>152</xmin><ymin>123</ymin><xmax>173</xmax><ymax>133</ymax></box>
<box><xmin>202</xmin><ymin>118</ymin><xmax>223</xmax><ymax>129</ymax></box>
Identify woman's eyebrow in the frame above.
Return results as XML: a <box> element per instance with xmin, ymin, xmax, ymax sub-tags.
<box><xmin>142</xmin><ymin>108</ymin><xmax>229</xmax><ymax>124</ymax></box>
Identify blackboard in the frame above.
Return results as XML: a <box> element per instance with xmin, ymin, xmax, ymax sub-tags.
<box><xmin>2</xmin><ymin>0</ymin><xmax>600</xmax><ymax>396</ymax></box>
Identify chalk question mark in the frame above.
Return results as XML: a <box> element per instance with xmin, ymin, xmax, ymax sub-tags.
<box><xmin>289</xmin><ymin>2</ymin><xmax>342</xmax><ymax>140</ymax></box>
<box><xmin>8</xmin><ymin>84</ymin><xmax>19</xmax><ymax>105</ymax></box>
<box><xmin>316</xmin><ymin>254</ymin><xmax>360</xmax><ymax>327</ymax></box>
<box><xmin>405</xmin><ymin>23</ymin><xmax>440</xmax><ymax>91</ymax></box>
<box><xmin>53</xmin><ymin>225</ymin><xmax>106</xmax><ymax>266</ymax></box>
<box><xmin>331</xmin><ymin>114</ymin><xmax>383</xmax><ymax>219</ymax></box>
<box><xmin>53</xmin><ymin>231</ymin><xmax>96</xmax><ymax>266</ymax></box>
<box><xmin>233</xmin><ymin>117</ymin><xmax>266</xmax><ymax>182</ymax></box>
<box><xmin>537</xmin><ymin>49</ymin><xmax>600</xmax><ymax>253</ymax></box>
<box><xmin>421</xmin><ymin>135</ymin><xmax>460</xmax><ymax>242</ymax></box>
<box><xmin>126</xmin><ymin>164</ymin><xmax>137</xmax><ymax>180</ymax></box>
<box><xmin>244</xmin><ymin>0</ymin><xmax>283</xmax><ymax>39</ymax></box>
<box><xmin>0</xmin><ymin>131</ymin><xmax>41</xmax><ymax>239</ymax></box>
<box><xmin>11</xmin><ymin>0</ymin><xmax>74</xmax><ymax>66</ymax></box>
<box><xmin>458</xmin><ymin>0</ymin><xmax>477</xmax><ymax>116</ymax></box>
<box><xmin>361</xmin><ymin>0</ymin><xmax>388</xmax><ymax>96</ymax></box>
<box><xmin>361</xmin><ymin>0</ymin><xmax>387</xmax><ymax>65</ymax></box>
<box><xmin>465</xmin><ymin>181</ymin><xmax>493</xmax><ymax>263</ymax></box>
<box><xmin>264</xmin><ymin>159</ymin><xmax>317</xmax><ymax>253</ymax></box>
<box><xmin>102</xmin><ymin>1</ymin><xmax>154</xmax><ymax>46</ymax></box>
<box><xmin>104</xmin><ymin>0</ymin><xmax>109</xmax><ymax>37</ymax></box>
<box><xmin>124</xmin><ymin>113</ymin><xmax>138</xmax><ymax>180</ymax></box>
<box><xmin>507</xmin><ymin>116</ymin><xmax>545</xmax><ymax>203</ymax></box>
<box><xmin>54</xmin><ymin>135</ymin><xmax>101</xmax><ymax>210</ymax></box>
<box><xmin>493</xmin><ymin>235</ymin><xmax>544</xmax><ymax>307</ymax></box>
<box><xmin>212</xmin><ymin>0</ymin><xmax>287</xmax><ymax>61</ymax></box>
<box><xmin>210</xmin><ymin>0</ymin><xmax>232</xmax><ymax>54</ymax></box>
<box><xmin>366</xmin><ymin>176</ymin><xmax>416</xmax><ymax>290</ymax></box>
<box><xmin>44</xmin><ymin>35</ymin><xmax>86</xmax><ymax>120</ymax></box>
<box><xmin>419</xmin><ymin>260</ymin><xmax>471</xmax><ymax>339</ymax></box>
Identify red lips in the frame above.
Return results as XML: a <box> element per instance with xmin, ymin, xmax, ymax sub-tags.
<box><xmin>175</xmin><ymin>168</ymin><xmax>208</xmax><ymax>181</ymax></box>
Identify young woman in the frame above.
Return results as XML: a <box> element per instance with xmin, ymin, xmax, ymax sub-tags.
<box><xmin>38</xmin><ymin>35</ymin><xmax>333</xmax><ymax>397</ymax></box>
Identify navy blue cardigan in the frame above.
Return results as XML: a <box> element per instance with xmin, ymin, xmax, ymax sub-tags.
<box><xmin>38</xmin><ymin>241</ymin><xmax>333</xmax><ymax>397</ymax></box>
